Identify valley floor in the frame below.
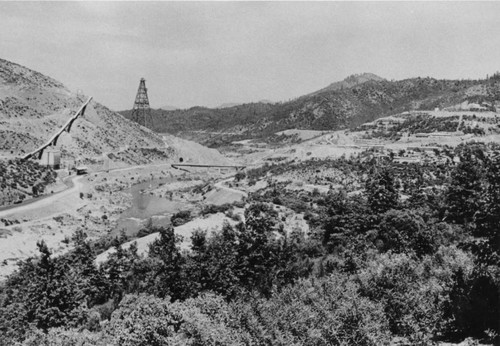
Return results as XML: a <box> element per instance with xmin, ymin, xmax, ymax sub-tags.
<box><xmin>2</xmin><ymin>119</ymin><xmax>499</xmax><ymax>280</ymax></box>
<box><xmin>0</xmin><ymin>159</ymin><xmax>246</xmax><ymax>279</ymax></box>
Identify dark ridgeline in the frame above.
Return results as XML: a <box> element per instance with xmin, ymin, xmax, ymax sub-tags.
<box><xmin>120</xmin><ymin>73</ymin><xmax>499</xmax><ymax>147</ymax></box>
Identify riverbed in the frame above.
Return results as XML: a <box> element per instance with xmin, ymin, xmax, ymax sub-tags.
<box><xmin>113</xmin><ymin>177</ymin><xmax>192</xmax><ymax>236</ymax></box>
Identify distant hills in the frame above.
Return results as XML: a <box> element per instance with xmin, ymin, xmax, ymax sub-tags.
<box><xmin>158</xmin><ymin>104</ymin><xmax>179</xmax><ymax>111</ymax></box>
<box><xmin>305</xmin><ymin>73</ymin><xmax>386</xmax><ymax>96</ymax></box>
<box><xmin>121</xmin><ymin>73</ymin><xmax>500</xmax><ymax>147</ymax></box>
<box><xmin>217</xmin><ymin>103</ymin><xmax>241</xmax><ymax>109</ymax></box>
<box><xmin>216</xmin><ymin>100</ymin><xmax>273</xmax><ymax>109</ymax></box>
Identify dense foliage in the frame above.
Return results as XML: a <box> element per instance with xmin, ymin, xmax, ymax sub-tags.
<box><xmin>1</xmin><ymin>142</ymin><xmax>499</xmax><ymax>345</ymax></box>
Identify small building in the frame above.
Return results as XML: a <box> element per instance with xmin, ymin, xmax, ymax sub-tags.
<box><xmin>40</xmin><ymin>149</ymin><xmax>61</xmax><ymax>169</ymax></box>
<box><xmin>76</xmin><ymin>166</ymin><xmax>89</xmax><ymax>175</ymax></box>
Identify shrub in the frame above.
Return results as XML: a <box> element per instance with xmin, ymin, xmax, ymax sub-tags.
<box><xmin>170</xmin><ymin>210</ymin><xmax>192</xmax><ymax>227</ymax></box>
<box><xmin>21</xmin><ymin>328</ymin><xmax>104</xmax><ymax>346</ymax></box>
<box><xmin>358</xmin><ymin>249</ymin><xmax>474</xmax><ymax>344</ymax></box>
<box><xmin>229</xmin><ymin>273</ymin><xmax>391</xmax><ymax>346</ymax></box>
<box><xmin>105</xmin><ymin>293</ymin><xmax>244</xmax><ymax>345</ymax></box>
<box><xmin>234</xmin><ymin>171</ymin><xmax>246</xmax><ymax>182</ymax></box>
<box><xmin>201</xmin><ymin>203</ymin><xmax>232</xmax><ymax>216</ymax></box>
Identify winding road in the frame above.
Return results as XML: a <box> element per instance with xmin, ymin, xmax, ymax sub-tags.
<box><xmin>0</xmin><ymin>175</ymin><xmax>86</xmax><ymax>220</ymax></box>
<box><xmin>0</xmin><ymin>162</ymin><xmax>179</xmax><ymax>220</ymax></box>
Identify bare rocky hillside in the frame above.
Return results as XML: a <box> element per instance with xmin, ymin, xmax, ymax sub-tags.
<box><xmin>0</xmin><ymin>58</ymin><xmax>167</xmax><ymax>163</ymax></box>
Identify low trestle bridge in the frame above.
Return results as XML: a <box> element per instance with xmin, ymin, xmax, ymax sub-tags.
<box><xmin>171</xmin><ymin>163</ymin><xmax>246</xmax><ymax>173</ymax></box>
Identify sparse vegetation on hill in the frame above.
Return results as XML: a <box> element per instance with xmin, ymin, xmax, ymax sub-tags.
<box><xmin>121</xmin><ymin>75</ymin><xmax>500</xmax><ymax>147</ymax></box>
<box><xmin>106</xmin><ymin>147</ymin><xmax>174</xmax><ymax>166</ymax></box>
<box><xmin>0</xmin><ymin>58</ymin><xmax>65</xmax><ymax>90</ymax></box>
<box><xmin>305</xmin><ymin>72</ymin><xmax>386</xmax><ymax>96</ymax></box>
<box><xmin>0</xmin><ymin>159</ymin><xmax>56</xmax><ymax>207</ymax></box>
<box><xmin>0</xmin><ymin>58</ymin><xmax>167</xmax><ymax>163</ymax></box>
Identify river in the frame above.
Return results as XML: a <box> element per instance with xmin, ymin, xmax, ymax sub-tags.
<box><xmin>113</xmin><ymin>177</ymin><xmax>191</xmax><ymax>236</ymax></box>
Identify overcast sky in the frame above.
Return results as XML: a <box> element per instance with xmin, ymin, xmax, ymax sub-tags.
<box><xmin>1</xmin><ymin>1</ymin><xmax>500</xmax><ymax>110</ymax></box>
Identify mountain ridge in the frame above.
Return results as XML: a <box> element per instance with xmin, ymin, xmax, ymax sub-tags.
<box><xmin>158</xmin><ymin>104</ymin><xmax>179</xmax><ymax>111</ymax></box>
<box><xmin>121</xmin><ymin>73</ymin><xmax>500</xmax><ymax>147</ymax></box>
<box><xmin>306</xmin><ymin>72</ymin><xmax>386</xmax><ymax>97</ymax></box>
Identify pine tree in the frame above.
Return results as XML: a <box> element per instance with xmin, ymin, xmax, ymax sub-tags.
<box><xmin>365</xmin><ymin>166</ymin><xmax>399</xmax><ymax>214</ymax></box>
<box><xmin>445</xmin><ymin>147</ymin><xmax>484</xmax><ymax>224</ymax></box>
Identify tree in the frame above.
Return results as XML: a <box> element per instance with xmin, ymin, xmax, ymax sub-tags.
<box><xmin>147</xmin><ymin>226</ymin><xmax>186</xmax><ymax>300</ymax></box>
<box><xmin>67</xmin><ymin>230</ymin><xmax>108</xmax><ymax>306</ymax></box>
<box><xmin>445</xmin><ymin>147</ymin><xmax>484</xmax><ymax>224</ymax></box>
<box><xmin>186</xmin><ymin>204</ymin><xmax>310</xmax><ymax>298</ymax></box>
<box><xmin>101</xmin><ymin>242</ymin><xmax>141</xmax><ymax>302</ymax></box>
<box><xmin>446</xmin><ymin>268</ymin><xmax>500</xmax><ymax>339</ymax></box>
<box><xmin>243</xmin><ymin>202</ymin><xmax>278</xmax><ymax>234</ymax></box>
<box><xmin>377</xmin><ymin>209</ymin><xmax>435</xmax><ymax>257</ymax></box>
<box><xmin>365</xmin><ymin>166</ymin><xmax>399</xmax><ymax>214</ymax></box>
<box><xmin>239</xmin><ymin>204</ymin><xmax>281</xmax><ymax>295</ymax></box>
<box><xmin>1</xmin><ymin>241</ymin><xmax>88</xmax><ymax>335</ymax></box>
<box><xmin>472</xmin><ymin>154</ymin><xmax>500</xmax><ymax>265</ymax></box>
<box><xmin>185</xmin><ymin>223</ymin><xmax>241</xmax><ymax>298</ymax></box>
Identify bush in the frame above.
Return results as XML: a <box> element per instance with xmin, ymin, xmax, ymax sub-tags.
<box><xmin>21</xmin><ymin>328</ymin><xmax>104</xmax><ymax>346</ymax></box>
<box><xmin>234</xmin><ymin>171</ymin><xmax>246</xmax><ymax>182</ymax></box>
<box><xmin>105</xmin><ymin>294</ymin><xmax>179</xmax><ymax>345</ymax></box>
<box><xmin>200</xmin><ymin>203</ymin><xmax>232</xmax><ymax>216</ymax></box>
<box><xmin>229</xmin><ymin>274</ymin><xmax>391</xmax><ymax>345</ymax></box>
<box><xmin>170</xmin><ymin>210</ymin><xmax>192</xmax><ymax>227</ymax></box>
<box><xmin>102</xmin><ymin>276</ymin><xmax>391</xmax><ymax>346</ymax></box>
<box><xmin>358</xmin><ymin>249</ymin><xmax>474</xmax><ymax>344</ymax></box>
<box><xmin>105</xmin><ymin>293</ymin><xmax>244</xmax><ymax>345</ymax></box>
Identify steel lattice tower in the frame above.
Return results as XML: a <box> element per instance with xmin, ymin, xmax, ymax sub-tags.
<box><xmin>130</xmin><ymin>78</ymin><xmax>152</xmax><ymax>128</ymax></box>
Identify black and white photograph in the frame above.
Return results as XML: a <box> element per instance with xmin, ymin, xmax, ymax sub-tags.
<box><xmin>0</xmin><ymin>1</ymin><xmax>499</xmax><ymax>345</ymax></box>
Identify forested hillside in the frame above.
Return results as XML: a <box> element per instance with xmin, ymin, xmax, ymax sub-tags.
<box><xmin>121</xmin><ymin>74</ymin><xmax>500</xmax><ymax>147</ymax></box>
<box><xmin>1</xmin><ymin>142</ymin><xmax>498</xmax><ymax>345</ymax></box>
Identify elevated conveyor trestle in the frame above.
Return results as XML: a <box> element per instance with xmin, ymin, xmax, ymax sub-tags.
<box><xmin>22</xmin><ymin>97</ymin><xmax>93</xmax><ymax>161</ymax></box>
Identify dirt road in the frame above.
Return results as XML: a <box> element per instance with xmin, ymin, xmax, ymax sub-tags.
<box><xmin>0</xmin><ymin>175</ymin><xmax>86</xmax><ymax>220</ymax></box>
<box><xmin>0</xmin><ymin>162</ymin><xmax>177</xmax><ymax>220</ymax></box>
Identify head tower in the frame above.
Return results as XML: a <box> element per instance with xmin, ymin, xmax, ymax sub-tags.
<box><xmin>130</xmin><ymin>78</ymin><xmax>152</xmax><ymax>128</ymax></box>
